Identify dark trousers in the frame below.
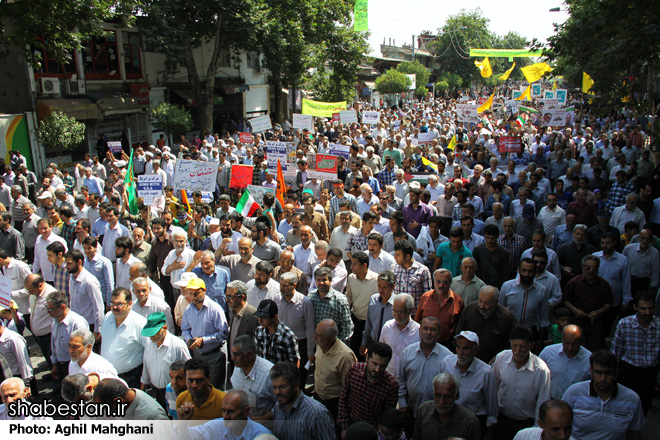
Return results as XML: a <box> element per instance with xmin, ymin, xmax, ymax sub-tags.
<box><xmin>315</xmin><ymin>395</ymin><xmax>341</xmax><ymax>440</ymax></box>
<box><xmin>495</xmin><ymin>414</ymin><xmax>534</xmax><ymax>440</ymax></box>
<box><xmin>25</xmin><ymin>247</ymin><xmax>34</xmax><ymax>264</ymax></box>
<box><xmin>601</xmin><ymin>305</ymin><xmax>621</xmax><ymax>339</ymax></box>
<box><xmin>146</xmin><ymin>386</ymin><xmax>167</xmax><ymax>411</ymax></box>
<box><xmin>13</xmin><ymin>221</ymin><xmax>23</xmax><ymax>233</ymax></box>
<box><xmin>575</xmin><ymin>317</ymin><xmax>603</xmax><ymax>351</ymax></box>
<box><xmin>89</xmin><ymin>323</ymin><xmax>101</xmax><ymax>353</ymax></box>
<box><xmin>118</xmin><ymin>363</ymin><xmax>144</xmax><ymax>389</ymax></box>
<box><xmin>194</xmin><ymin>347</ymin><xmax>226</xmax><ymax>391</ymax></box>
<box><xmin>52</xmin><ymin>361</ymin><xmax>69</xmax><ymax>402</ymax></box>
<box><xmin>618</xmin><ymin>360</ymin><xmax>660</xmax><ymax>415</ymax></box>
<box><xmin>298</xmin><ymin>338</ymin><xmax>310</xmax><ymax>393</ymax></box>
<box><xmin>350</xmin><ymin>315</ymin><xmax>366</xmax><ymax>361</ymax></box>
<box><xmin>33</xmin><ymin>333</ymin><xmax>52</xmax><ymax>369</ymax></box>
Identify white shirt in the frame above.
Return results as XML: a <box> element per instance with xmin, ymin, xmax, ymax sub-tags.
<box><xmin>368</xmin><ymin>250</ymin><xmax>396</xmax><ymax>274</ymax></box>
<box><xmin>537</xmin><ymin>205</ymin><xmax>566</xmax><ymax>240</ymax></box>
<box><xmin>293</xmin><ymin>243</ymin><xmax>315</xmax><ymax>283</ymax></box>
<box><xmin>246</xmin><ymin>278</ymin><xmax>280</xmax><ymax>308</ymax></box>
<box><xmin>330</xmin><ymin>226</ymin><xmax>357</xmax><ymax>261</ymax></box>
<box><xmin>162</xmin><ymin>248</ymin><xmax>196</xmax><ymax>289</ymax></box>
<box><xmin>33</xmin><ymin>232</ymin><xmax>67</xmax><ymax>281</ymax></box>
<box><xmin>116</xmin><ymin>254</ymin><xmax>141</xmax><ymax>289</ymax></box>
<box><xmin>493</xmin><ymin>349</ymin><xmax>551</xmax><ymax>421</ymax></box>
<box><xmin>0</xmin><ymin>328</ymin><xmax>33</xmax><ymax>381</ymax></box>
<box><xmin>132</xmin><ymin>295</ymin><xmax>175</xmax><ymax>331</ymax></box>
<box><xmin>29</xmin><ymin>283</ymin><xmax>57</xmax><ymax>337</ymax></box>
<box><xmin>378</xmin><ymin>318</ymin><xmax>420</xmax><ymax>378</ymax></box>
<box><xmin>230</xmin><ymin>356</ymin><xmax>276</xmax><ymax>418</ymax></box>
<box><xmin>69</xmin><ymin>351</ymin><xmax>119</xmax><ymax>377</ymax></box>
<box><xmin>101</xmin><ymin>222</ymin><xmax>130</xmax><ymax>262</ymax></box>
<box><xmin>610</xmin><ymin>206</ymin><xmax>646</xmax><ymax>234</ymax></box>
<box><xmin>5</xmin><ymin>259</ymin><xmax>31</xmax><ymax>314</ymax></box>
<box><xmin>100</xmin><ymin>310</ymin><xmax>149</xmax><ymax>374</ymax></box>
<box><xmin>141</xmin><ymin>331</ymin><xmax>191</xmax><ymax>389</ymax></box>
<box><xmin>514</xmin><ymin>427</ymin><xmax>577</xmax><ymax>440</ymax></box>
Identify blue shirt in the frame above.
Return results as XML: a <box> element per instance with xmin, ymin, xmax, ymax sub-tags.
<box><xmin>101</xmin><ymin>222</ymin><xmax>130</xmax><ymax>262</ymax></box>
<box><xmin>539</xmin><ymin>343</ymin><xmax>592</xmax><ymax>399</ymax></box>
<box><xmin>84</xmin><ymin>253</ymin><xmax>115</xmax><ymax>304</ymax></box>
<box><xmin>92</xmin><ymin>218</ymin><xmax>108</xmax><ymax>238</ymax></box>
<box><xmin>193</xmin><ymin>266</ymin><xmax>231</xmax><ymax>313</ymax></box>
<box><xmin>181</xmin><ymin>296</ymin><xmax>229</xmax><ymax>353</ymax></box>
<box><xmin>485</xmin><ymin>193</ymin><xmax>512</xmax><ymax>217</ymax></box>
<box><xmin>499</xmin><ymin>278</ymin><xmax>550</xmax><ymax>329</ymax></box>
<box><xmin>273</xmin><ymin>391</ymin><xmax>336</xmax><ymax>440</ymax></box>
<box><xmin>593</xmin><ymin>251</ymin><xmax>632</xmax><ymax>306</ymax></box>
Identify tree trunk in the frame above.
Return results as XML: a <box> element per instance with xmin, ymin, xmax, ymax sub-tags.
<box><xmin>272</xmin><ymin>72</ymin><xmax>283</xmax><ymax>123</ymax></box>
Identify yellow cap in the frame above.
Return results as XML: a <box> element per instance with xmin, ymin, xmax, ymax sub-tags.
<box><xmin>186</xmin><ymin>278</ymin><xmax>206</xmax><ymax>290</ymax></box>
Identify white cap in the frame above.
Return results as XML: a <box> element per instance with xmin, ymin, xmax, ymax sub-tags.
<box><xmin>37</xmin><ymin>191</ymin><xmax>52</xmax><ymax>199</ymax></box>
<box><xmin>114</xmin><ymin>160</ymin><xmax>127</xmax><ymax>168</ymax></box>
<box><xmin>454</xmin><ymin>330</ymin><xmax>479</xmax><ymax>345</ymax></box>
<box><xmin>173</xmin><ymin>272</ymin><xmax>198</xmax><ymax>289</ymax></box>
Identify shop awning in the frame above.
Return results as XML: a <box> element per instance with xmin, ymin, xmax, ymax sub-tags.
<box><xmin>223</xmin><ymin>85</ymin><xmax>249</xmax><ymax>95</ymax></box>
<box><xmin>363</xmin><ymin>81</ymin><xmax>376</xmax><ymax>89</ymax></box>
<box><xmin>96</xmin><ymin>96</ymin><xmax>143</xmax><ymax>116</ymax></box>
<box><xmin>36</xmin><ymin>98</ymin><xmax>102</xmax><ymax>121</ymax></box>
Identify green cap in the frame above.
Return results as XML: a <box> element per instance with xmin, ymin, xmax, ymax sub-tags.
<box><xmin>141</xmin><ymin>312</ymin><xmax>167</xmax><ymax>337</ymax></box>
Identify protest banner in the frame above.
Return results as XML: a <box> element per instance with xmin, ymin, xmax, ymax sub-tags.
<box><xmin>247</xmin><ymin>185</ymin><xmax>275</xmax><ymax>206</ymax></box>
<box><xmin>531</xmin><ymin>83</ymin><xmax>543</xmax><ymax>98</ymax></box>
<box><xmin>339</xmin><ymin>110</ymin><xmax>358</xmax><ymax>124</ymax></box>
<box><xmin>137</xmin><ymin>174</ymin><xmax>163</xmax><ymax>205</ymax></box>
<box><xmin>329</xmin><ymin>143</ymin><xmax>350</xmax><ymax>159</ymax></box>
<box><xmin>362</xmin><ymin>110</ymin><xmax>380</xmax><ymax>124</ymax></box>
<box><xmin>555</xmin><ymin>89</ymin><xmax>568</xmax><ymax>105</ymax></box>
<box><xmin>301</xmin><ymin>98</ymin><xmax>347</xmax><ymax>117</ymax></box>
<box><xmin>332</xmin><ymin>113</ymin><xmax>341</xmax><ymax>122</ymax></box>
<box><xmin>239</xmin><ymin>132</ymin><xmax>253</xmax><ymax>143</ymax></box>
<box><xmin>543</xmin><ymin>90</ymin><xmax>556</xmax><ymax>99</ymax></box>
<box><xmin>539</xmin><ymin>99</ymin><xmax>561</xmax><ymax>111</ymax></box>
<box><xmin>0</xmin><ymin>275</ymin><xmax>11</xmax><ymax>308</ymax></box>
<box><xmin>173</xmin><ymin>159</ymin><xmax>219</xmax><ymax>192</ymax></box>
<box><xmin>249</xmin><ymin>115</ymin><xmax>273</xmax><ymax>133</ymax></box>
<box><xmin>229</xmin><ymin>165</ymin><xmax>253</xmax><ymax>189</ymax></box>
<box><xmin>512</xmin><ymin>89</ymin><xmax>523</xmax><ymax>100</ymax></box>
<box><xmin>455</xmin><ymin>104</ymin><xmax>480</xmax><ymax>123</ymax></box>
<box><xmin>307</xmin><ymin>154</ymin><xmax>338</xmax><ymax>179</ymax></box>
<box><xmin>542</xmin><ymin>110</ymin><xmax>568</xmax><ymax>127</ymax></box>
<box><xmin>498</xmin><ymin>136</ymin><xmax>523</xmax><ymax>153</ymax></box>
<box><xmin>107</xmin><ymin>141</ymin><xmax>122</xmax><ymax>154</ymax></box>
<box><xmin>265</xmin><ymin>141</ymin><xmax>287</xmax><ymax>174</ymax></box>
<box><xmin>292</xmin><ymin>113</ymin><xmax>313</xmax><ymax>131</ymax></box>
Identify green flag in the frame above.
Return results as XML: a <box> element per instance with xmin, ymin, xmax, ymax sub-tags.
<box><xmin>354</xmin><ymin>0</ymin><xmax>368</xmax><ymax>32</ymax></box>
<box><xmin>124</xmin><ymin>149</ymin><xmax>139</xmax><ymax>215</ymax></box>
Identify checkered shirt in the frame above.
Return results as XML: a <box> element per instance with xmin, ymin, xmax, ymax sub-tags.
<box><xmin>308</xmin><ymin>288</ymin><xmax>354</xmax><ymax>342</ymax></box>
<box><xmin>329</xmin><ymin>193</ymin><xmax>358</xmax><ymax>229</ymax></box>
<box><xmin>53</xmin><ymin>263</ymin><xmax>70</xmax><ymax>296</ymax></box>
<box><xmin>133</xmin><ymin>155</ymin><xmax>146</xmax><ymax>174</ymax></box>
<box><xmin>378</xmin><ymin>168</ymin><xmax>396</xmax><ymax>187</ymax></box>
<box><xmin>452</xmin><ymin>203</ymin><xmax>463</xmax><ymax>221</ymax></box>
<box><xmin>390</xmin><ymin>261</ymin><xmax>432</xmax><ymax>315</ymax></box>
<box><xmin>63</xmin><ymin>175</ymin><xmax>75</xmax><ymax>195</ymax></box>
<box><xmin>345</xmin><ymin>229</ymin><xmax>369</xmax><ymax>255</ymax></box>
<box><xmin>607</xmin><ymin>181</ymin><xmax>635</xmax><ymax>213</ymax></box>
<box><xmin>611</xmin><ymin>314</ymin><xmax>660</xmax><ymax>368</ymax></box>
<box><xmin>498</xmin><ymin>234</ymin><xmax>527</xmax><ymax>276</ymax></box>
<box><xmin>254</xmin><ymin>321</ymin><xmax>300</xmax><ymax>364</ymax></box>
<box><xmin>61</xmin><ymin>219</ymin><xmax>76</xmax><ymax>249</ymax></box>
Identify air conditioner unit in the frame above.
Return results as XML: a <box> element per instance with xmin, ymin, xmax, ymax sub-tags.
<box><xmin>62</xmin><ymin>79</ymin><xmax>86</xmax><ymax>96</ymax></box>
<box><xmin>39</xmin><ymin>77</ymin><xmax>61</xmax><ymax>96</ymax></box>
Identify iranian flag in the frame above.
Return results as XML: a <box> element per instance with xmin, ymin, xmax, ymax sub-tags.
<box><xmin>236</xmin><ymin>188</ymin><xmax>259</xmax><ymax>217</ymax></box>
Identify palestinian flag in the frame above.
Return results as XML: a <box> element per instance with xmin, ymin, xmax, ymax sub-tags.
<box><xmin>236</xmin><ymin>188</ymin><xmax>259</xmax><ymax>217</ymax></box>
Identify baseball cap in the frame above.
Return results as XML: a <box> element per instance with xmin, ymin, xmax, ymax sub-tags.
<box><xmin>141</xmin><ymin>312</ymin><xmax>167</xmax><ymax>337</ymax></box>
<box><xmin>522</xmin><ymin>204</ymin><xmax>535</xmax><ymax>219</ymax></box>
<box><xmin>114</xmin><ymin>160</ymin><xmax>127</xmax><ymax>168</ymax></box>
<box><xmin>454</xmin><ymin>330</ymin><xmax>479</xmax><ymax>345</ymax></box>
<box><xmin>186</xmin><ymin>278</ymin><xmax>206</xmax><ymax>290</ymax></box>
<box><xmin>209</xmin><ymin>218</ymin><xmax>220</xmax><ymax>226</ymax></box>
<box><xmin>37</xmin><ymin>191</ymin><xmax>52</xmax><ymax>200</ymax></box>
<box><xmin>254</xmin><ymin>299</ymin><xmax>278</xmax><ymax>318</ymax></box>
<box><xmin>174</xmin><ymin>272</ymin><xmax>198</xmax><ymax>289</ymax></box>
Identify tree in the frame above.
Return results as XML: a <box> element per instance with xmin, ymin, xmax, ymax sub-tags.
<box><xmin>396</xmin><ymin>61</ymin><xmax>430</xmax><ymax>97</ymax></box>
<box><xmin>0</xmin><ymin>0</ymin><xmax>137</xmax><ymax>67</ymax></box>
<box><xmin>139</xmin><ymin>0</ymin><xmax>262</xmax><ymax>133</ymax></box>
<box><xmin>545</xmin><ymin>0</ymin><xmax>660</xmax><ymax>107</ymax></box>
<box><xmin>375</xmin><ymin>70</ymin><xmax>412</xmax><ymax>95</ymax></box>
<box><xmin>150</xmin><ymin>103</ymin><xmax>192</xmax><ymax>145</ymax></box>
<box><xmin>438</xmin><ymin>72</ymin><xmax>463</xmax><ymax>90</ymax></box>
<box><xmin>38</xmin><ymin>111</ymin><xmax>86</xmax><ymax>165</ymax></box>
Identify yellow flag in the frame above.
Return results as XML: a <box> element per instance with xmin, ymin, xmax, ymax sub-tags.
<box><xmin>515</xmin><ymin>85</ymin><xmax>532</xmax><ymax>101</ymax></box>
<box><xmin>421</xmin><ymin>156</ymin><xmax>438</xmax><ymax>171</ymax></box>
<box><xmin>447</xmin><ymin>135</ymin><xmax>457</xmax><ymax>151</ymax></box>
<box><xmin>499</xmin><ymin>63</ymin><xmax>516</xmax><ymax>81</ymax></box>
<box><xmin>477</xmin><ymin>93</ymin><xmax>494</xmax><ymax>113</ymax></box>
<box><xmin>552</xmin><ymin>81</ymin><xmax>557</xmax><ymax>91</ymax></box>
<box><xmin>474</xmin><ymin>57</ymin><xmax>493</xmax><ymax>78</ymax></box>
<box><xmin>520</xmin><ymin>62</ymin><xmax>553</xmax><ymax>83</ymax></box>
<box><xmin>582</xmin><ymin>72</ymin><xmax>594</xmax><ymax>94</ymax></box>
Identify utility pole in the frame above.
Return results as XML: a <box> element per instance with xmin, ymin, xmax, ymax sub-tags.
<box><xmin>411</xmin><ymin>35</ymin><xmax>415</xmax><ymax>61</ymax></box>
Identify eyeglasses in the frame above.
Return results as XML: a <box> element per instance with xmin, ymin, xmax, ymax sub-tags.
<box><xmin>109</xmin><ymin>302</ymin><xmax>128</xmax><ymax>308</ymax></box>
<box><xmin>45</xmin><ymin>306</ymin><xmax>59</xmax><ymax>312</ymax></box>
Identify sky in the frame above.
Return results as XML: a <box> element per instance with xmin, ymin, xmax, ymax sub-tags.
<box><xmin>365</xmin><ymin>0</ymin><xmax>569</xmax><ymax>56</ymax></box>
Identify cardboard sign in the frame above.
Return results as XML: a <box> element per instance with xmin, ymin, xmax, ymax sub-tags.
<box><xmin>265</xmin><ymin>141</ymin><xmax>287</xmax><ymax>174</ymax></box>
<box><xmin>250</xmin><ymin>115</ymin><xmax>273</xmax><ymax>133</ymax></box>
<box><xmin>362</xmin><ymin>111</ymin><xmax>380</xmax><ymax>125</ymax></box>
<box><xmin>329</xmin><ymin>143</ymin><xmax>350</xmax><ymax>159</ymax></box>
<box><xmin>543</xmin><ymin>90</ymin><xmax>556</xmax><ymax>99</ymax></box>
<box><xmin>498</xmin><ymin>136</ymin><xmax>523</xmax><ymax>153</ymax></box>
<box><xmin>555</xmin><ymin>89</ymin><xmax>568</xmax><ymax>105</ymax></box>
<box><xmin>417</xmin><ymin>133</ymin><xmax>434</xmax><ymax>144</ymax></box>
<box><xmin>292</xmin><ymin>113</ymin><xmax>313</xmax><ymax>131</ymax></box>
<box><xmin>332</xmin><ymin>113</ymin><xmax>341</xmax><ymax>122</ymax></box>
<box><xmin>339</xmin><ymin>110</ymin><xmax>358</xmax><ymax>124</ymax></box>
<box><xmin>247</xmin><ymin>185</ymin><xmax>275</xmax><ymax>206</ymax></box>
<box><xmin>308</xmin><ymin>154</ymin><xmax>338</xmax><ymax>178</ymax></box>
<box><xmin>539</xmin><ymin>99</ymin><xmax>561</xmax><ymax>111</ymax></box>
<box><xmin>229</xmin><ymin>165</ymin><xmax>253</xmax><ymax>189</ymax></box>
<box><xmin>107</xmin><ymin>141</ymin><xmax>122</xmax><ymax>154</ymax></box>
<box><xmin>239</xmin><ymin>132</ymin><xmax>253</xmax><ymax>143</ymax></box>
<box><xmin>542</xmin><ymin>110</ymin><xmax>569</xmax><ymax>127</ymax></box>
<box><xmin>0</xmin><ymin>275</ymin><xmax>12</xmax><ymax>309</ymax></box>
<box><xmin>531</xmin><ymin>83</ymin><xmax>543</xmax><ymax>98</ymax></box>
<box><xmin>137</xmin><ymin>174</ymin><xmax>163</xmax><ymax>206</ymax></box>
<box><xmin>173</xmin><ymin>159</ymin><xmax>219</xmax><ymax>192</ymax></box>
<box><xmin>455</xmin><ymin>104</ymin><xmax>480</xmax><ymax>123</ymax></box>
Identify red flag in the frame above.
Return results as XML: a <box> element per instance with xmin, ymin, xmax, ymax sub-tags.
<box><xmin>276</xmin><ymin>160</ymin><xmax>286</xmax><ymax>207</ymax></box>
<box><xmin>230</xmin><ymin>165</ymin><xmax>253</xmax><ymax>189</ymax></box>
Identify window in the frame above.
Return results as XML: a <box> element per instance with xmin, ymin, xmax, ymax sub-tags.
<box><xmin>122</xmin><ymin>32</ymin><xmax>143</xmax><ymax>79</ymax></box>
<box><xmin>219</xmin><ymin>48</ymin><xmax>232</xmax><ymax>67</ymax></box>
<box><xmin>33</xmin><ymin>31</ymin><xmax>77</xmax><ymax>78</ymax></box>
<box><xmin>81</xmin><ymin>31</ymin><xmax>120</xmax><ymax>79</ymax></box>
<box><xmin>246</xmin><ymin>52</ymin><xmax>260</xmax><ymax>70</ymax></box>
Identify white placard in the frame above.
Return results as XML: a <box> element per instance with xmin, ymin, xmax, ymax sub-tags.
<box><xmin>543</xmin><ymin>90</ymin><xmax>556</xmax><ymax>99</ymax></box>
<box><xmin>0</xmin><ymin>275</ymin><xmax>11</xmax><ymax>308</ymax></box>
<box><xmin>531</xmin><ymin>83</ymin><xmax>542</xmax><ymax>98</ymax></box>
<box><xmin>339</xmin><ymin>110</ymin><xmax>358</xmax><ymax>124</ymax></box>
<box><xmin>265</xmin><ymin>141</ymin><xmax>287</xmax><ymax>174</ymax></box>
<box><xmin>417</xmin><ymin>132</ymin><xmax>434</xmax><ymax>144</ymax></box>
<box><xmin>249</xmin><ymin>115</ymin><xmax>273</xmax><ymax>133</ymax></box>
<box><xmin>405</xmin><ymin>74</ymin><xmax>416</xmax><ymax>91</ymax></box>
<box><xmin>173</xmin><ymin>160</ymin><xmax>219</xmax><ymax>193</ymax></box>
<box><xmin>455</xmin><ymin>104</ymin><xmax>480</xmax><ymax>123</ymax></box>
<box><xmin>555</xmin><ymin>89</ymin><xmax>568</xmax><ymax>105</ymax></box>
<box><xmin>362</xmin><ymin>111</ymin><xmax>380</xmax><ymax>124</ymax></box>
<box><xmin>292</xmin><ymin>113</ymin><xmax>313</xmax><ymax>131</ymax></box>
<box><xmin>137</xmin><ymin>174</ymin><xmax>163</xmax><ymax>206</ymax></box>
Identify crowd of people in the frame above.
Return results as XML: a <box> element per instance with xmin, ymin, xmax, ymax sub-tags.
<box><xmin>0</xmin><ymin>94</ymin><xmax>659</xmax><ymax>440</ymax></box>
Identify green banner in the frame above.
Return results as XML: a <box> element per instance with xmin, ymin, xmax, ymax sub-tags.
<box><xmin>354</xmin><ymin>0</ymin><xmax>368</xmax><ymax>32</ymax></box>
<box><xmin>469</xmin><ymin>49</ymin><xmax>543</xmax><ymax>58</ymax></box>
<box><xmin>301</xmin><ymin>98</ymin><xmax>347</xmax><ymax>118</ymax></box>
<box><xmin>517</xmin><ymin>105</ymin><xmax>540</xmax><ymax>114</ymax></box>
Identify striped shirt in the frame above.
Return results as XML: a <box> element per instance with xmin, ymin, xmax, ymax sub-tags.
<box><xmin>611</xmin><ymin>314</ymin><xmax>660</xmax><ymax>368</ymax></box>
<box><xmin>273</xmin><ymin>391</ymin><xmax>335</xmax><ymax>440</ymax></box>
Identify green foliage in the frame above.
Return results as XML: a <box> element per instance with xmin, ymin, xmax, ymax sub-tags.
<box><xmin>0</xmin><ymin>0</ymin><xmax>138</xmax><ymax>67</ymax></box>
<box><xmin>438</xmin><ymin>72</ymin><xmax>463</xmax><ymax>90</ymax></box>
<box><xmin>545</xmin><ymin>0</ymin><xmax>660</xmax><ymax>107</ymax></box>
<box><xmin>375</xmin><ymin>70</ymin><xmax>412</xmax><ymax>95</ymax></box>
<box><xmin>396</xmin><ymin>61</ymin><xmax>430</xmax><ymax>97</ymax></box>
<box><xmin>435</xmin><ymin>80</ymin><xmax>449</xmax><ymax>93</ymax></box>
<box><xmin>429</xmin><ymin>9</ymin><xmax>531</xmax><ymax>86</ymax></box>
<box><xmin>150</xmin><ymin>103</ymin><xmax>192</xmax><ymax>140</ymax></box>
<box><xmin>38</xmin><ymin>112</ymin><xmax>86</xmax><ymax>162</ymax></box>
